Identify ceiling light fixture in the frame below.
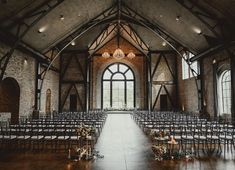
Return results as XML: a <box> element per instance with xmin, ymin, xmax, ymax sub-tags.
<box><xmin>127</xmin><ymin>52</ymin><xmax>135</xmax><ymax>59</ymax></box>
<box><xmin>193</xmin><ymin>27</ymin><xmax>202</xmax><ymax>35</ymax></box>
<box><xmin>102</xmin><ymin>52</ymin><xmax>110</xmax><ymax>58</ymax></box>
<box><xmin>60</xmin><ymin>15</ymin><xmax>64</xmax><ymax>20</ymax></box>
<box><xmin>162</xmin><ymin>41</ymin><xmax>167</xmax><ymax>46</ymax></box>
<box><xmin>38</xmin><ymin>26</ymin><xmax>47</xmax><ymax>33</ymax></box>
<box><xmin>176</xmin><ymin>15</ymin><xmax>180</xmax><ymax>21</ymax></box>
<box><xmin>71</xmin><ymin>41</ymin><xmax>76</xmax><ymax>46</ymax></box>
<box><xmin>24</xmin><ymin>58</ymin><xmax>28</xmax><ymax>64</ymax></box>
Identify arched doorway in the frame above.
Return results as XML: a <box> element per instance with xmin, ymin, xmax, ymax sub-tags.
<box><xmin>101</xmin><ymin>63</ymin><xmax>135</xmax><ymax>110</ymax></box>
<box><xmin>0</xmin><ymin>77</ymin><xmax>20</xmax><ymax>124</ymax></box>
<box><xmin>45</xmin><ymin>89</ymin><xmax>51</xmax><ymax>114</ymax></box>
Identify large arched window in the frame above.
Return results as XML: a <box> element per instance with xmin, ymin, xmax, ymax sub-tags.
<box><xmin>102</xmin><ymin>63</ymin><xmax>135</xmax><ymax>109</ymax></box>
<box><xmin>221</xmin><ymin>70</ymin><xmax>231</xmax><ymax>114</ymax></box>
<box><xmin>218</xmin><ymin>70</ymin><xmax>231</xmax><ymax>115</ymax></box>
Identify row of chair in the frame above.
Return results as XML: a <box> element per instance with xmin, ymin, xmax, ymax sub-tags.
<box><xmin>0</xmin><ymin>111</ymin><xmax>107</xmax><ymax>152</ymax></box>
<box><xmin>132</xmin><ymin>111</ymin><xmax>235</xmax><ymax>157</ymax></box>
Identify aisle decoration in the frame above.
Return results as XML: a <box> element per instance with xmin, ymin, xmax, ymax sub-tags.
<box><xmin>76</xmin><ymin>122</ymin><xmax>96</xmax><ymax>138</ymax></box>
<box><xmin>151</xmin><ymin>134</ymin><xmax>195</xmax><ymax>161</ymax></box>
<box><xmin>152</xmin><ymin>144</ymin><xmax>167</xmax><ymax>161</ymax></box>
<box><xmin>150</xmin><ymin>129</ymin><xmax>170</xmax><ymax>141</ymax></box>
<box><xmin>68</xmin><ymin>123</ymin><xmax>104</xmax><ymax>161</ymax></box>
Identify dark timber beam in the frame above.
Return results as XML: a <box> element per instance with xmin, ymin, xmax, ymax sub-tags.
<box><xmin>61</xmin><ymin>80</ymin><xmax>85</xmax><ymax>84</ymax></box>
<box><xmin>162</xmin><ymin>54</ymin><xmax>176</xmax><ymax>81</ymax></box>
<box><xmin>61</xmin><ymin>84</ymin><xmax>73</xmax><ymax>111</ymax></box>
<box><xmin>61</xmin><ymin>49</ymin><xmax>88</xmax><ymax>54</ymax></box>
<box><xmin>152</xmin><ymin>85</ymin><xmax>163</xmax><ymax>110</ymax></box>
<box><xmin>190</xmin><ymin>41</ymin><xmax>235</xmax><ymax>62</ymax></box>
<box><xmin>151</xmin><ymin>54</ymin><xmax>162</xmax><ymax>80</ymax></box>
<box><xmin>163</xmin><ymin>85</ymin><xmax>175</xmax><ymax>109</ymax></box>
<box><xmin>228</xmin><ymin>50</ymin><xmax>235</xmax><ymax>125</ymax></box>
<box><xmin>73</xmin><ymin>84</ymin><xmax>85</xmax><ymax>112</ymax></box>
<box><xmin>152</xmin><ymin>81</ymin><xmax>175</xmax><ymax>85</ymax></box>
<box><xmin>176</xmin><ymin>0</ymin><xmax>221</xmax><ymax>39</ymax></box>
<box><xmin>150</xmin><ymin>50</ymin><xmax>175</xmax><ymax>54</ymax></box>
<box><xmin>120</xmin><ymin>23</ymin><xmax>149</xmax><ymax>53</ymax></box>
<box><xmin>121</xmin><ymin>2</ymin><xmax>192</xmax><ymax>51</ymax></box>
<box><xmin>88</xmin><ymin>23</ymin><xmax>117</xmax><ymax>51</ymax></box>
<box><xmin>55</xmin><ymin>3</ymin><xmax>118</xmax><ymax>50</ymax></box>
<box><xmin>149</xmin><ymin>52</ymin><xmax>152</xmax><ymax>111</ymax></box>
<box><xmin>0</xmin><ymin>0</ymin><xmax>63</xmax><ymax>81</ymax></box>
<box><xmin>0</xmin><ymin>29</ymin><xmax>59</xmax><ymax>72</ymax></box>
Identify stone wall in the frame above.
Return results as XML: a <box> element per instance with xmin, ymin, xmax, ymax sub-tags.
<box><xmin>60</xmin><ymin>53</ymin><xmax>87</xmax><ymax>112</ymax></box>
<box><xmin>202</xmin><ymin>48</ymin><xmax>232</xmax><ymax>118</ymax></box>
<box><xmin>0</xmin><ymin>42</ymin><xmax>59</xmax><ymax>119</ymax></box>
<box><xmin>151</xmin><ymin>53</ymin><xmax>177</xmax><ymax>110</ymax></box>
<box><xmin>40</xmin><ymin>69</ymin><xmax>59</xmax><ymax>114</ymax></box>
<box><xmin>177</xmin><ymin>54</ymin><xmax>199</xmax><ymax>112</ymax></box>
<box><xmin>177</xmin><ymin>46</ymin><xmax>234</xmax><ymax>117</ymax></box>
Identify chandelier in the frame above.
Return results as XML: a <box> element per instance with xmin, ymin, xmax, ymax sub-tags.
<box><xmin>102</xmin><ymin>3</ymin><xmax>135</xmax><ymax>60</ymax></box>
<box><xmin>127</xmin><ymin>52</ymin><xmax>135</xmax><ymax>59</ymax></box>
<box><xmin>102</xmin><ymin>49</ymin><xmax>135</xmax><ymax>60</ymax></box>
<box><xmin>113</xmin><ymin>48</ymin><xmax>125</xmax><ymax>59</ymax></box>
<box><xmin>102</xmin><ymin>52</ymin><xmax>110</xmax><ymax>58</ymax></box>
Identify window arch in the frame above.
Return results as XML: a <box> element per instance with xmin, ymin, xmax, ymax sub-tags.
<box><xmin>218</xmin><ymin>70</ymin><xmax>231</xmax><ymax>115</ymax></box>
<box><xmin>102</xmin><ymin>63</ymin><xmax>135</xmax><ymax>109</ymax></box>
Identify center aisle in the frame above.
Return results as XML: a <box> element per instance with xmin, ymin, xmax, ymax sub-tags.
<box><xmin>92</xmin><ymin>113</ymin><xmax>154</xmax><ymax>170</ymax></box>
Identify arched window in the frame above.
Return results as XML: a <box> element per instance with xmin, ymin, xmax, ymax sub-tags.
<box><xmin>102</xmin><ymin>63</ymin><xmax>135</xmax><ymax>109</ymax></box>
<box><xmin>219</xmin><ymin>70</ymin><xmax>231</xmax><ymax>114</ymax></box>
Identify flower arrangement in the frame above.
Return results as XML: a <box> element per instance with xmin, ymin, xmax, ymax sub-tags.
<box><xmin>157</xmin><ymin>130</ymin><xmax>170</xmax><ymax>138</ymax></box>
<box><xmin>152</xmin><ymin>144</ymin><xmax>167</xmax><ymax>161</ymax></box>
<box><xmin>76</xmin><ymin>123</ymin><xmax>96</xmax><ymax>138</ymax></box>
<box><xmin>150</xmin><ymin>130</ymin><xmax>170</xmax><ymax>140</ymax></box>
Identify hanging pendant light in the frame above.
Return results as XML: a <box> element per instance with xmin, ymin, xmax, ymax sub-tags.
<box><xmin>113</xmin><ymin>15</ymin><xmax>125</xmax><ymax>60</ymax></box>
<box><xmin>127</xmin><ymin>51</ymin><xmax>135</xmax><ymax>59</ymax></box>
<box><xmin>102</xmin><ymin>51</ymin><xmax>110</xmax><ymax>58</ymax></box>
<box><xmin>113</xmin><ymin>48</ymin><xmax>125</xmax><ymax>59</ymax></box>
<box><xmin>101</xmin><ymin>1</ymin><xmax>135</xmax><ymax>60</ymax></box>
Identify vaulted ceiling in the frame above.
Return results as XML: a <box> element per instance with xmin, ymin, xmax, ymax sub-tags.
<box><xmin>0</xmin><ymin>0</ymin><xmax>234</xmax><ymax>55</ymax></box>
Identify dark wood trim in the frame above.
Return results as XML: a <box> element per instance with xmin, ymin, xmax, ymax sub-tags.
<box><xmin>163</xmin><ymin>54</ymin><xmax>176</xmax><ymax>80</ymax></box>
<box><xmin>163</xmin><ymin>85</ymin><xmax>175</xmax><ymax>108</ymax></box>
<box><xmin>228</xmin><ymin>50</ymin><xmax>235</xmax><ymax>125</ymax></box>
<box><xmin>151</xmin><ymin>54</ymin><xmax>162</xmax><ymax>80</ymax></box>
<box><xmin>34</xmin><ymin>60</ymin><xmax>39</xmax><ymax>110</ymax></box>
<box><xmin>75</xmin><ymin>55</ymin><xmax>86</xmax><ymax>82</ymax></box>
<box><xmin>73</xmin><ymin>84</ymin><xmax>84</xmax><ymax>111</ymax></box>
<box><xmin>61</xmin><ymin>84</ymin><xmax>73</xmax><ymax>111</ymax></box>
<box><xmin>61</xmin><ymin>55</ymin><xmax>73</xmax><ymax>80</ymax></box>
<box><xmin>58</xmin><ymin>55</ymin><xmax>62</xmax><ymax>112</ymax></box>
<box><xmin>152</xmin><ymin>85</ymin><xmax>163</xmax><ymax>110</ymax></box>
<box><xmin>213</xmin><ymin>61</ymin><xmax>218</xmax><ymax>118</ymax></box>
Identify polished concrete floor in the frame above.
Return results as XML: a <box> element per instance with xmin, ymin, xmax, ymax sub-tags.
<box><xmin>0</xmin><ymin>114</ymin><xmax>235</xmax><ymax>170</ymax></box>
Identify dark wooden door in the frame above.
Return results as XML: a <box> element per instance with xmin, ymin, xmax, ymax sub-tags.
<box><xmin>70</xmin><ymin>94</ymin><xmax>77</xmax><ymax>112</ymax></box>
<box><xmin>160</xmin><ymin>94</ymin><xmax>168</xmax><ymax>111</ymax></box>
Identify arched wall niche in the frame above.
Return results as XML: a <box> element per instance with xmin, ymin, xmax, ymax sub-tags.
<box><xmin>0</xmin><ymin>77</ymin><xmax>20</xmax><ymax>124</ymax></box>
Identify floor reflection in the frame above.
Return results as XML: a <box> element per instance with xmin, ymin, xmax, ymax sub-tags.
<box><xmin>92</xmin><ymin>114</ymin><xmax>153</xmax><ymax>170</ymax></box>
<box><xmin>0</xmin><ymin>113</ymin><xmax>235</xmax><ymax>170</ymax></box>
